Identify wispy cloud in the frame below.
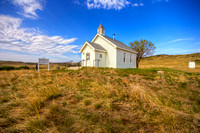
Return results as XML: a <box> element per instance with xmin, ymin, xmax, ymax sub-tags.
<box><xmin>76</xmin><ymin>0</ymin><xmax>171</xmax><ymax>10</ymax></box>
<box><xmin>167</xmin><ymin>38</ymin><xmax>194</xmax><ymax>44</ymax></box>
<box><xmin>87</xmin><ymin>0</ymin><xmax>131</xmax><ymax>10</ymax></box>
<box><xmin>155</xmin><ymin>48</ymin><xmax>200</xmax><ymax>55</ymax></box>
<box><xmin>152</xmin><ymin>0</ymin><xmax>169</xmax><ymax>3</ymax></box>
<box><xmin>74</xmin><ymin>0</ymin><xmax>81</xmax><ymax>5</ymax></box>
<box><xmin>132</xmin><ymin>3</ymin><xmax>144</xmax><ymax>7</ymax></box>
<box><xmin>0</xmin><ymin>15</ymin><xmax>79</xmax><ymax>61</ymax></box>
<box><xmin>156</xmin><ymin>37</ymin><xmax>200</xmax><ymax>55</ymax></box>
<box><xmin>12</xmin><ymin>0</ymin><xmax>44</xmax><ymax>19</ymax></box>
<box><xmin>0</xmin><ymin>51</ymin><xmax>81</xmax><ymax>62</ymax></box>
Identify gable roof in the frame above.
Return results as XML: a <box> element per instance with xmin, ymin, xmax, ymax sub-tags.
<box><xmin>92</xmin><ymin>34</ymin><xmax>137</xmax><ymax>54</ymax></box>
<box><xmin>102</xmin><ymin>35</ymin><xmax>138</xmax><ymax>53</ymax></box>
<box><xmin>86</xmin><ymin>41</ymin><xmax>107</xmax><ymax>52</ymax></box>
<box><xmin>79</xmin><ymin>41</ymin><xmax>107</xmax><ymax>53</ymax></box>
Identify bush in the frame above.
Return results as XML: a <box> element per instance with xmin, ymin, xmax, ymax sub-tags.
<box><xmin>84</xmin><ymin>100</ymin><xmax>91</xmax><ymax>106</ymax></box>
<box><xmin>94</xmin><ymin>103</ymin><xmax>101</xmax><ymax>109</ymax></box>
<box><xmin>16</xmin><ymin>65</ymin><xmax>30</xmax><ymax>70</ymax></box>
<box><xmin>0</xmin><ymin>65</ymin><xmax>30</xmax><ymax>70</ymax></box>
<box><xmin>0</xmin><ymin>66</ymin><xmax>15</xmax><ymax>70</ymax></box>
<box><xmin>56</xmin><ymin>66</ymin><xmax>60</xmax><ymax>70</ymax></box>
<box><xmin>179</xmin><ymin>82</ymin><xmax>187</xmax><ymax>89</ymax></box>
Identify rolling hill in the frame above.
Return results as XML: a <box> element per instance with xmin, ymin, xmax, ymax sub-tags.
<box><xmin>140</xmin><ymin>53</ymin><xmax>200</xmax><ymax>72</ymax></box>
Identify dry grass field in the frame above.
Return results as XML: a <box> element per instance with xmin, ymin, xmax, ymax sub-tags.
<box><xmin>0</xmin><ymin>67</ymin><xmax>200</xmax><ymax>132</ymax></box>
<box><xmin>140</xmin><ymin>53</ymin><xmax>200</xmax><ymax>72</ymax></box>
<box><xmin>0</xmin><ymin>53</ymin><xmax>200</xmax><ymax>132</ymax></box>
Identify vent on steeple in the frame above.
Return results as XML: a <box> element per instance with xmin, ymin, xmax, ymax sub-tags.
<box><xmin>97</xmin><ymin>24</ymin><xmax>105</xmax><ymax>35</ymax></box>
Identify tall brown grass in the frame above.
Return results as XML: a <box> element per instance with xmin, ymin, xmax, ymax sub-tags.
<box><xmin>0</xmin><ymin>67</ymin><xmax>199</xmax><ymax>132</ymax></box>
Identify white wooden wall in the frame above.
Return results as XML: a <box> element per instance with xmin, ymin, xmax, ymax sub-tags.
<box><xmin>93</xmin><ymin>36</ymin><xmax>117</xmax><ymax>68</ymax></box>
<box><xmin>116</xmin><ymin>49</ymin><xmax>136</xmax><ymax>68</ymax></box>
<box><xmin>81</xmin><ymin>45</ymin><xmax>95</xmax><ymax>67</ymax></box>
<box><xmin>95</xmin><ymin>51</ymin><xmax>106</xmax><ymax>67</ymax></box>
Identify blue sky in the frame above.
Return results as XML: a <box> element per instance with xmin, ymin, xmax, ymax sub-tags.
<box><xmin>0</xmin><ymin>0</ymin><xmax>200</xmax><ymax>62</ymax></box>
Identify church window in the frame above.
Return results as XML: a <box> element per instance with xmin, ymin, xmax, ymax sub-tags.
<box><xmin>123</xmin><ymin>53</ymin><xmax>126</xmax><ymax>63</ymax></box>
<box><xmin>86</xmin><ymin>53</ymin><xmax>90</xmax><ymax>60</ymax></box>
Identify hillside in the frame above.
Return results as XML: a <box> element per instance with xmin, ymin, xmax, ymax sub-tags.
<box><xmin>0</xmin><ymin>68</ymin><xmax>200</xmax><ymax>132</ymax></box>
<box><xmin>140</xmin><ymin>53</ymin><xmax>200</xmax><ymax>72</ymax></box>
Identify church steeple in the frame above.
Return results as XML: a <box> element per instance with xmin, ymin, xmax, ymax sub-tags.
<box><xmin>97</xmin><ymin>24</ymin><xmax>105</xmax><ymax>35</ymax></box>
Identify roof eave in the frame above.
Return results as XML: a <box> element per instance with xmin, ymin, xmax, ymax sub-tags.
<box><xmin>79</xmin><ymin>41</ymin><xmax>95</xmax><ymax>53</ymax></box>
<box><xmin>95</xmin><ymin>49</ymin><xmax>107</xmax><ymax>52</ymax></box>
<box><xmin>116</xmin><ymin>47</ymin><xmax>138</xmax><ymax>54</ymax></box>
<box><xmin>79</xmin><ymin>42</ymin><xmax>87</xmax><ymax>53</ymax></box>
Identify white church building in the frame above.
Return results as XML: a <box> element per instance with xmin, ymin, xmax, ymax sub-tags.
<box><xmin>79</xmin><ymin>24</ymin><xmax>137</xmax><ymax>68</ymax></box>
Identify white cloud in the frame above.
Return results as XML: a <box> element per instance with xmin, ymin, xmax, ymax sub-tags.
<box><xmin>12</xmin><ymin>0</ymin><xmax>44</xmax><ymax>19</ymax></box>
<box><xmin>133</xmin><ymin>3</ymin><xmax>139</xmax><ymax>6</ymax></box>
<box><xmin>168</xmin><ymin>38</ymin><xmax>194</xmax><ymax>44</ymax></box>
<box><xmin>74</xmin><ymin>0</ymin><xmax>81</xmax><ymax>5</ymax></box>
<box><xmin>140</xmin><ymin>3</ymin><xmax>144</xmax><ymax>6</ymax></box>
<box><xmin>0</xmin><ymin>15</ymin><xmax>79</xmax><ymax>61</ymax></box>
<box><xmin>132</xmin><ymin>3</ymin><xmax>144</xmax><ymax>7</ymax></box>
<box><xmin>0</xmin><ymin>51</ymin><xmax>81</xmax><ymax>62</ymax></box>
<box><xmin>0</xmin><ymin>51</ymin><xmax>38</xmax><ymax>62</ymax></box>
<box><xmin>152</xmin><ymin>0</ymin><xmax>169</xmax><ymax>3</ymax></box>
<box><xmin>87</xmin><ymin>0</ymin><xmax>131</xmax><ymax>10</ymax></box>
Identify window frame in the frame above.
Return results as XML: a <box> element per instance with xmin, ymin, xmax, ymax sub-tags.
<box><xmin>123</xmin><ymin>53</ymin><xmax>126</xmax><ymax>63</ymax></box>
<box><xmin>86</xmin><ymin>53</ymin><xmax>90</xmax><ymax>60</ymax></box>
<box><xmin>100</xmin><ymin>54</ymin><xmax>102</xmax><ymax>58</ymax></box>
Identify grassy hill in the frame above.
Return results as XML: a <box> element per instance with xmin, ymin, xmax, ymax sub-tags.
<box><xmin>0</xmin><ymin>67</ymin><xmax>200</xmax><ymax>132</ymax></box>
<box><xmin>140</xmin><ymin>53</ymin><xmax>200</xmax><ymax>72</ymax></box>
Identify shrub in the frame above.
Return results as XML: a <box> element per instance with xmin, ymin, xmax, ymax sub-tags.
<box><xmin>179</xmin><ymin>82</ymin><xmax>187</xmax><ymax>89</ymax></box>
<box><xmin>16</xmin><ymin>65</ymin><xmax>30</xmax><ymax>70</ymax></box>
<box><xmin>84</xmin><ymin>100</ymin><xmax>91</xmax><ymax>106</ymax></box>
<box><xmin>0</xmin><ymin>65</ymin><xmax>30</xmax><ymax>70</ymax></box>
<box><xmin>0</xmin><ymin>66</ymin><xmax>15</xmax><ymax>70</ymax></box>
<box><xmin>94</xmin><ymin>103</ymin><xmax>102</xmax><ymax>109</ymax></box>
<box><xmin>56</xmin><ymin>66</ymin><xmax>60</xmax><ymax>70</ymax></box>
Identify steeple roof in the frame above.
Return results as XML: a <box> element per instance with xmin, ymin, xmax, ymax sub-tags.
<box><xmin>98</xmin><ymin>24</ymin><xmax>104</xmax><ymax>29</ymax></box>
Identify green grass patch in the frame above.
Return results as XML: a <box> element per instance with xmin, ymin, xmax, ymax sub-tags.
<box><xmin>27</xmin><ymin>118</ymin><xmax>47</xmax><ymax>132</ymax></box>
